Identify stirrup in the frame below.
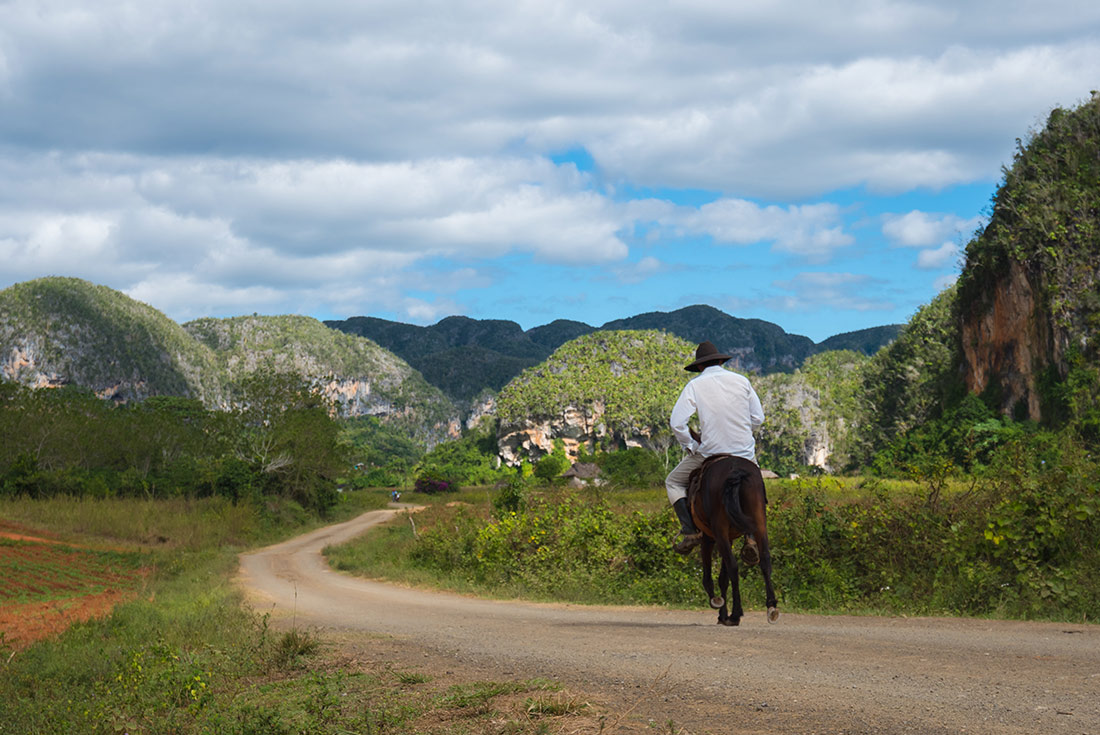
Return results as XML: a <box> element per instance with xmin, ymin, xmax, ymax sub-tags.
<box><xmin>673</xmin><ymin>532</ymin><xmax>703</xmax><ymax>555</ymax></box>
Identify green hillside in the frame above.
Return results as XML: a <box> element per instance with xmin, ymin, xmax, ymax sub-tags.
<box><xmin>493</xmin><ymin>328</ymin><xmax>878</xmax><ymax>472</ymax></box>
<box><xmin>328</xmin><ymin>307</ymin><xmax>898</xmax><ymax>407</ymax></box>
<box><xmin>0</xmin><ymin>277</ymin><xmax>224</xmax><ymax>404</ymax></box>
<box><xmin>753</xmin><ymin>349</ymin><xmax>868</xmax><ymax>475</ymax></box>
<box><xmin>495</xmin><ymin>330</ymin><xmax>696</xmax><ymax>457</ymax></box>
<box><xmin>185</xmin><ymin>315</ymin><xmax>457</xmax><ymax>441</ymax></box>
<box><xmin>0</xmin><ymin>279</ymin><xmax>457</xmax><ymax>447</ymax></box>
<box><xmin>817</xmin><ymin>324</ymin><xmax>902</xmax><ymax>355</ymax></box>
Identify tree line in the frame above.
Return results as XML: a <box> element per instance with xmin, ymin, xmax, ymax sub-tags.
<box><xmin>0</xmin><ymin>371</ymin><xmax>346</xmax><ymax>514</ymax></box>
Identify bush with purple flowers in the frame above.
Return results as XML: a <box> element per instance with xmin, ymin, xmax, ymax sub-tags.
<box><xmin>414</xmin><ymin>474</ymin><xmax>458</xmax><ymax>494</ymax></box>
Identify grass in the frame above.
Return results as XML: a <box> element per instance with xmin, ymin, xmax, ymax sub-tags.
<box><xmin>0</xmin><ymin>489</ymin><xmax>605</xmax><ymax>735</ymax></box>
<box><xmin>0</xmin><ymin>538</ymin><xmax>146</xmax><ymax>604</ymax></box>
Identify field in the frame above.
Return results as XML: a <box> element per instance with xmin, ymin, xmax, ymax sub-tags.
<box><xmin>0</xmin><ymin>521</ymin><xmax>148</xmax><ymax>651</ymax></box>
<box><xmin>0</xmin><ymin>491</ymin><xmax>610</xmax><ymax>735</ymax></box>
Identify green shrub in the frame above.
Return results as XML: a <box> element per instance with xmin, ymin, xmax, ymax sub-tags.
<box><xmin>492</xmin><ymin>476</ymin><xmax>527</xmax><ymax>518</ymax></box>
<box><xmin>533</xmin><ymin>454</ymin><xmax>568</xmax><ymax>483</ymax></box>
<box><xmin>594</xmin><ymin>447</ymin><xmax>664</xmax><ymax>488</ymax></box>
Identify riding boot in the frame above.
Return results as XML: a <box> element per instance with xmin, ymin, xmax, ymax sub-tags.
<box><xmin>672</xmin><ymin>498</ymin><xmax>702</xmax><ymax>554</ymax></box>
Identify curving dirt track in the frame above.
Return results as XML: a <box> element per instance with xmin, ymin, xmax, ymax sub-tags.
<box><xmin>238</xmin><ymin>508</ymin><xmax>1100</xmax><ymax>734</ymax></box>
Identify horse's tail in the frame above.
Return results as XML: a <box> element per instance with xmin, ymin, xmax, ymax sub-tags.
<box><xmin>722</xmin><ymin>470</ymin><xmax>755</xmax><ymax>537</ymax></box>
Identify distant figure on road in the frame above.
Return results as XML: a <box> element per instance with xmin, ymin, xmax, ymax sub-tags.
<box><xmin>666</xmin><ymin>341</ymin><xmax>765</xmax><ymax>554</ymax></box>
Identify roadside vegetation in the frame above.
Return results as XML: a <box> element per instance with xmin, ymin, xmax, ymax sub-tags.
<box><xmin>0</xmin><ymin>491</ymin><xmax>601</xmax><ymax>735</ymax></box>
<box><xmin>328</xmin><ymin>423</ymin><xmax>1099</xmax><ymax>622</ymax></box>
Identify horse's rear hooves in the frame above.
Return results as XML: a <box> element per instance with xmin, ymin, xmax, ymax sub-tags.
<box><xmin>718</xmin><ymin>617</ymin><xmax>739</xmax><ymax>626</ymax></box>
<box><xmin>767</xmin><ymin>607</ymin><xmax>779</xmax><ymax>624</ymax></box>
<box><xmin>709</xmin><ymin>596</ymin><xmax>725</xmax><ymax>609</ymax></box>
<box><xmin>740</xmin><ymin>540</ymin><xmax>759</xmax><ymax>566</ymax></box>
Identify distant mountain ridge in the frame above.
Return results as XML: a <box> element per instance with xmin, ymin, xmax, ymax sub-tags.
<box><xmin>326</xmin><ymin>306</ymin><xmax>900</xmax><ymax>403</ymax></box>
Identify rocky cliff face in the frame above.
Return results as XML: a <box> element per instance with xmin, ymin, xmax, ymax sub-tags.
<box><xmin>957</xmin><ymin>96</ymin><xmax>1100</xmax><ymax>422</ymax></box>
<box><xmin>959</xmin><ymin>262</ymin><xmax>1047</xmax><ymax>419</ymax></box>
<box><xmin>496</xmin><ymin>400</ymin><xmax>670</xmax><ymax>465</ymax></box>
<box><xmin>2</xmin><ymin>339</ymin><xmax>65</xmax><ymax>389</ymax></box>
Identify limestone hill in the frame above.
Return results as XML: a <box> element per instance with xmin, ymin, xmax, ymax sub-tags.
<box><xmin>0</xmin><ymin>278</ymin><xmax>458</xmax><ymax>445</ymax></box>
<box><xmin>0</xmin><ymin>277</ymin><xmax>224</xmax><ymax>404</ymax></box>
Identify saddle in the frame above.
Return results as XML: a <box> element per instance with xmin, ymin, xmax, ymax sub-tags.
<box><xmin>686</xmin><ymin>453</ymin><xmax>735</xmax><ymax>507</ymax></box>
<box><xmin>686</xmin><ymin>453</ymin><xmax>768</xmax><ymax>515</ymax></box>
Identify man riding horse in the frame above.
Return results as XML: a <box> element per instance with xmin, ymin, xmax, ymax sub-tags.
<box><xmin>666</xmin><ymin>341</ymin><xmax>765</xmax><ymax>554</ymax></box>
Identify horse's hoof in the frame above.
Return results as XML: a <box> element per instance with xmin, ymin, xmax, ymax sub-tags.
<box><xmin>709</xmin><ymin>596</ymin><xmax>725</xmax><ymax>609</ymax></box>
<box><xmin>740</xmin><ymin>538</ymin><xmax>759</xmax><ymax>566</ymax></box>
<box><xmin>718</xmin><ymin>617</ymin><xmax>739</xmax><ymax>626</ymax></box>
<box><xmin>767</xmin><ymin>607</ymin><xmax>779</xmax><ymax>624</ymax></box>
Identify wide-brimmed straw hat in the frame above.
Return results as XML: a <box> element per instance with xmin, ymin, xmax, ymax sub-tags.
<box><xmin>684</xmin><ymin>341</ymin><xmax>732</xmax><ymax>372</ymax></box>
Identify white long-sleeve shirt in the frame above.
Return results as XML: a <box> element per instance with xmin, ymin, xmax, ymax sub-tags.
<box><xmin>669</xmin><ymin>365</ymin><xmax>764</xmax><ymax>462</ymax></box>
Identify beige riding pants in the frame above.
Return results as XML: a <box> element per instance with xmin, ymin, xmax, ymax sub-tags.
<box><xmin>665</xmin><ymin>452</ymin><xmax>704</xmax><ymax>505</ymax></box>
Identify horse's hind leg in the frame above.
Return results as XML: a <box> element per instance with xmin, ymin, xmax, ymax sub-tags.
<box><xmin>740</xmin><ymin>534</ymin><xmax>759</xmax><ymax>566</ymax></box>
<box><xmin>758</xmin><ymin>530</ymin><xmax>779</xmax><ymax>623</ymax></box>
<box><xmin>701</xmin><ymin>539</ymin><xmax>724</xmax><ymax>610</ymax></box>
<box><xmin>716</xmin><ymin>538</ymin><xmax>741</xmax><ymax>626</ymax></box>
<box><xmin>716</xmin><ymin>558</ymin><xmax>732</xmax><ymax>625</ymax></box>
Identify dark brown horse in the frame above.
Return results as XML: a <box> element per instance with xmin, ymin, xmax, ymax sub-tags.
<box><xmin>688</xmin><ymin>455</ymin><xmax>779</xmax><ymax>626</ymax></box>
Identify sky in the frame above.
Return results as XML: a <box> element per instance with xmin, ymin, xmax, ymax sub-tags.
<box><xmin>1</xmin><ymin>2</ymin><xmax>1099</xmax><ymax>343</ymax></box>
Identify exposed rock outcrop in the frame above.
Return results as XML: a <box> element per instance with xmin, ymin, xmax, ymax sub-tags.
<box><xmin>959</xmin><ymin>262</ymin><xmax>1047</xmax><ymax>419</ymax></box>
<box><xmin>957</xmin><ymin>95</ymin><xmax>1100</xmax><ymax>422</ymax></box>
<box><xmin>497</xmin><ymin>400</ymin><xmax>669</xmax><ymax>466</ymax></box>
<box><xmin>493</xmin><ymin>331</ymin><xmax>693</xmax><ymax>466</ymax></box>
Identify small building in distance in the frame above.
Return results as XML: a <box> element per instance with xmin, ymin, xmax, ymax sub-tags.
<box><xmin>561</xmin><ymin>462</ymin><xmax>604</xmax><ymax>489</ymax></box>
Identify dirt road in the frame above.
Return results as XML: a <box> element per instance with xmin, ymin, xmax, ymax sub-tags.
<box><xmin>237</xmin><ymin>508</ymin><xmax>1100</xmax><ymax>734</ymax></box>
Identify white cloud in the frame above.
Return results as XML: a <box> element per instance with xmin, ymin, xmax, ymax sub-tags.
<box><xmin>883</xmin><ymin>210</ymin><xmax>983</xmax><ymax>247</ymax></box>
<box><xmin>670</xmin><ymin>199</ymin><xmax>854</xmax><ymax>260</ymax></box>
<box><xmin>933</xmin><ymin>273</ymin><xmax>959</xmax><ymax>291</ymax></box>
<box><xmin>1</xmin><ymin>1</ymin><xmax>1097</xmax><ymax>197</ymax></box>
<box><xmin>608</xmin><ymin>255</ymin><xmax>669</xmax><ymax>284</ymax></box>
<box><xmin>402</xmin><ymin>296</ymin><xmax>465</xmax><ymax>324</ymax></box>
<box><xmin>916</xmin><ymin>241</ymin><xmax>960</xmax><ymax>269</ymax></box>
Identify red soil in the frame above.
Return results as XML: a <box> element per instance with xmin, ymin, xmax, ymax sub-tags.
<box><xmin>0</xmin><ymin>521</ymin><xmax>149</xmax><ymax>651</ymax></box>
